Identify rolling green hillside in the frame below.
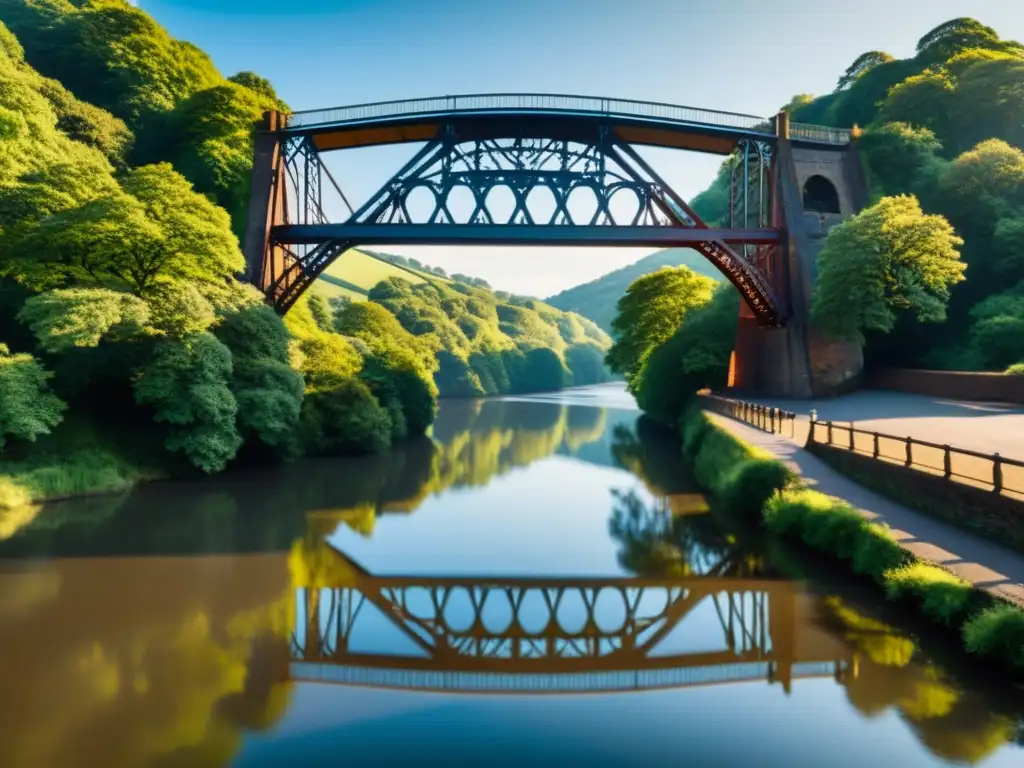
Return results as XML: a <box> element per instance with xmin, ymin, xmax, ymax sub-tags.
<box><xmin>546</xmin><ymin>248</ymin><xmax>722</xmax><ymax>334</ymax></box>
<box><xmin>312</xmin><ymin>248</ymin><xmax>442</xmax><ymax>303</ymax></box>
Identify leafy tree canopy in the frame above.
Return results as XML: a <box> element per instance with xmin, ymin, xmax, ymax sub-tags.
<box><xmin>0</xmin><ymin>342</ymin><xmax>66</xmax><ymax>449</ymax></box>
<box><xmin>837</xmin><ymin>51</ymin><xmax>895</xmax><ymax>91</ymax></box>
<box><xmin>811</xmin><ymin>195</ymin><xmax>966</xmax><ymax>343</ymax></box>
<box><xmin>228</xmin><ymin>71</ymin><xmax>288</xmax><ymax>111</ymax></box>
<box><xmin>3</xmin><ymin>163</ymin><xmax>243</xmax><ymax>295</ymax></box>
<box><xmin>606</xmin><ymin>266</ymin><xmax>716</xmax><ymax>389</ymax></box>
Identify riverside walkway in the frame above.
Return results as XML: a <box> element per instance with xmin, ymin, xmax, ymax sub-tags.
<box><xmin>706</xmin><ymin>413</ymin><xmax>1024</xmax><ymax>607</ymax></box>
<box><xmin>740</xmin><ymin>390</ymin><xmax>1024</xmax><ymax>460</ymax></box>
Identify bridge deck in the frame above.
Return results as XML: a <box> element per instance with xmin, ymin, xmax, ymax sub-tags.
<box><xmin>289</xmin><ymin>660</ymin><xmax>847</xmax><ymax>694</ymax></box>
<box><xmin>283</xmin><ymin>93</ymin><xmax>851</xmax><ymax>152</ymax></box>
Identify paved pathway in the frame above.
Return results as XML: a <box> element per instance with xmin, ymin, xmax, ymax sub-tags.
<box><xmin>738</xmin><ymin>390</ymin><xmax>1024</xmax><ymax>460</ymax></box>
<box><xmin>707</xmin><ymin>413</ymin><xmax>1024</xmax><ymax>607</ymax></box>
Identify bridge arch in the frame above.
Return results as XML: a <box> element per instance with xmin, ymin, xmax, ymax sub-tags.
<box><xmin>802</xmin><ymin>174</ymin><xmax>841</xmax><ymax>214</ymax></box>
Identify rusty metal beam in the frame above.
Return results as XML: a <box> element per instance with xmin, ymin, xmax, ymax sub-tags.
<box><xmin>272</xmin><ymin>223</ymin><xmax>780</xmax><ymax>247</ymax></box>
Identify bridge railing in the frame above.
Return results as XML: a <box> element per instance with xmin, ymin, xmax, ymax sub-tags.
<box><xmin>287</xmin><ymin>93</ymin><xmax>771</xmax><ymax>132</ymax></box>
<box><xmin>285</xmin><ymin>94</ymin><xmax>848</xmax><ymax>145</ymax></box>
<box><xmin>699</xmin><ymin>394</ymin><xmax>798</xmax><ymax>438</ymax></box>
<box><xmin>808</xmin><ymin>419</ymin><xmax>1024</xmax><ymax>499</ymax></box>
<box><xmin>790</xmin><ymin>122</ymin><xmax>852</xmax><ymax>145</ymax></box>
<box><xmin>289</xmin><ymin>660</ymin><xmax>847</xmax><ymax>693</ymax></box>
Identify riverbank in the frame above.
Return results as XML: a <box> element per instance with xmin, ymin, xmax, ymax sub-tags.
<box><xmin>682</xmin><ymin>403</ymin><xmax>1024</xmax><ymax>678</ymax></box>
<box><xmin>0</xmin><ymin>384</ymin><xmax>620</xmax><ymax>526</ymax></box>
<box><xmin>0</xmin><ymin>415</ymin><xmax>167</xmax><ymax>514</ymax></box>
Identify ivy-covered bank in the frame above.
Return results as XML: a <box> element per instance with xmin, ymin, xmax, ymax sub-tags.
<box><xmin>681</xmin><ymin>403</ymin><xmax>1024</xmax><ymax>678</ymax></box>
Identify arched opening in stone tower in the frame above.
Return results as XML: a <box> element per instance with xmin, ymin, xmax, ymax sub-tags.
<box><xmin>802</xmin><ymin>175</ymin><xmax>841</xmax><ymax>214</ymax></box>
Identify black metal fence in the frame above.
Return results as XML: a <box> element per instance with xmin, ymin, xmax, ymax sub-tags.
<box><xmin>699</xmin><ymin>395</ymin><xmax>797</xmax><ymax>438</ymax></box>
<box><xmin>808</xmin><ymin>419</ymin><xmax>1024</xmax><ymax>499</ymax></box>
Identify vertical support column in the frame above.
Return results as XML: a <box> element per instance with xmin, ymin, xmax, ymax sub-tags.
<box><xmin>242</xmin><ymin>110</ymin><xmax>289</xmax><ymax>300</ymax></box>
<box><xmin>768</xmin><ymin>583</ymin><xmax>795</xmax><ymax>695</ymax></box>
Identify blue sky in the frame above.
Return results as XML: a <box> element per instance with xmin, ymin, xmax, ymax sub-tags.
<box><xmin>139</xmin><ymin>0</ymin><xmax>1024</xmax><ymax>297</ymax></box>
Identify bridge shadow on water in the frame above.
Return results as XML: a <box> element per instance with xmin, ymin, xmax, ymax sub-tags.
<box><xmin>0</xmin><ymin>397</ymin><xmax>1022</xmax><ymax>765</ymax></box>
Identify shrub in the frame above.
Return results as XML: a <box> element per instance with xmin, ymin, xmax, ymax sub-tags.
<box><xmin>883</xmin><ymin>563</ymin><xmax>981</xmax><ymax>627</ymax></box>
<box><xmin>720</xmin><ymin>458</ymin><xmax>794</xmax><ymax>517</ymax></box>
<box><xmin>851</xmin><ymin>522</ymin><xmax>911</xmax><ymax>580</ymax></box>
<box><xmin>691</xmin><ymin>425</ymin><xmax>757</xmax><ymax>494</ymax></box>
<box><xmin>963</xmin><ymin>604</ymin><xmax>1024</xmax><ymax>673</ymax></box>
<box><xmin>298</xmin><ymin>378</ymin><xmax>392</xmax><ymax>456</ymax></box>
<box><xmin>763</xmin><ymin>488</ymin><xmax>910</xmax><ymax>581</ymax></box>
<box><xmin>680</xmin><ymin>407</ymin><xmax>713</xmax><ymax>455</ymax></box>
<box><xmin>1006</xmin><ymin>362</ymin><xmax>1024</xmax><ymax>375</ymax></box>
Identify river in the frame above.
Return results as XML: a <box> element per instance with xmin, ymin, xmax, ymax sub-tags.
<box><xmin>0</xmin><ymin>383</ymin><xmax>1021</xmax><ymax>767</ymax></box>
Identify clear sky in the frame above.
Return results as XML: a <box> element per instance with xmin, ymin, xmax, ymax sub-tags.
<box><xmin>137</xmin><ymin>0</ymin><xmax>1024</xmax><ymax>297</ymax></box>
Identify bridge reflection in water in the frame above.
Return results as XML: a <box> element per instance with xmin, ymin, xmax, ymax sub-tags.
<box><xmin>287</xmin><ymin>547</ymin><xmax>855</xmax><ymax>696</ymax></box>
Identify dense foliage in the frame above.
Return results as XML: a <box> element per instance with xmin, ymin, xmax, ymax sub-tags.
<box><xmin>0</xmin><ymin>7</ymin><xmax>611</xmax><ymax>507</ymax></box>
<box><xmin>367</xmin><ymin>275</ymin><xmax>612</xmax><ymax>397</ymax></box>
<box><xmin>0</xmin><ymin>0</ymin><xmax>285</xmax><ymax>233</ymax></box>
<box><xmin>686</xmin><ymin>16</ymin><xmax>1024</xmax><ymax>373</ymax></box>
<box><xmin>605</xmin><ymin>266</ymin><xmax>716</xmax><ymax>391</ymax></box>
<box><xmin>811</xmin><ymin>195</ymin><xmax>966</xmax><ymax>343</ymax></box>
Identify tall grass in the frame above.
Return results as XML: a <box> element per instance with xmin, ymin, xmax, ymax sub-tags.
<box><xmin>0</xmin><ymin>414</ymin><xmax>163</xmax><ymax>511</ymax></box>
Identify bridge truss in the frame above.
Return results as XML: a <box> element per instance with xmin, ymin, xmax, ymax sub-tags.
<box><xmin>287</xmin><ymin>549</ymin><xmax>852</xmax><ymax>695</ymax></box>
<box><xmin>246</xmin><ymin>96</ymin><xmax>809</xmax><ymax>325</ymax></box>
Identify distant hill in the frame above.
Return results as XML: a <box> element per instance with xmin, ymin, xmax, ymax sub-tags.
<box><xmin>546</xmin><ymin>248</ymin><xmax>722</xmax><ymax>333</ymax></box>
<box><xmin>312</xmin><ymin>248</ymin><xmax>446</xmax><ymax>302</ymax></box>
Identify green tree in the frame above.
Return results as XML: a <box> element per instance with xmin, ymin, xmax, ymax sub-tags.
<box><xmin>17</xmin><ymin>288</ymin><xmax>150</xmax><ymax>353</ymax></box>
<box><xmin>967</xmin><ymin>289</ymin><xmax>1024</xmax><ymax>368</ymax></box>
<box><xmin>156</xmin><ymin>83</ymin><xmax>272</xmax><ymax>228</ymax></box>
<box><xmin>213</xmin><ymin>305</ymin><xmax>304</xmax><ymax>457</ymax></box>
<box><xmin>635</xmin><ymin>287</ymin><xmax>738</xmax><ymax>426</ymax></box>
<box><xmin>606</xmin><ymin>267</ymin><xmax>716</xmax><ymax>389</ymax></box>
<box><xmin>858</xmin><ymin>123</ymin><xmax>944</xmax><ymax>197</ymax></box>
<box><xmin>0</xmin><ymin>342</ymin><xmax>66</xmax><ymax>449</ymax></box>
<box><xmin>299</xmin><ymin>379</ymin><xmax>392</xmax><ymax>456</ymax></box>
<box><xmin>881</xmin><ymin>72</ymin><xmax>955</xmax><ymax>142</ymax></box>
<box><xmin>914</xmin><ymin>18</ymin><xmax>1019</xmax><ymax>65</ymax></box>
<box><xmin>811</xmin><ymin>195</ymin><xmax>966</xmax><ymax>343</ymax></box>
<box><xmin>837</xmin><ymin>51</ymin><xmax>895</xmax><ymax>91</ymax></box>
<box><xmin>36</xmin><ymin>76</ymin><xmax>133</xmax><ymax>167</ymax></box>
<box><xmin>1</xmin><ymin>0</ymin><xmax>222</xmax><ymax>123</ymax></box>
<box><xmin>132</xmin><ymin>333</ymin><xmax>242</xmax><ymax>473</ymax></box>
<box><xmin>564</xmin><ymin>341</ymin><xmax>609</xmax><ymax>386</ymax></box>
<box><xmin>5</xmin><ymin>163</ymin><xmax>243</xmax><ymax>296</ymax></box>
<box><xmin>227</xmin><ymin>71</ymin><xmax>287</xmax><ymax>110</ymax></box>
<box><xmin>948</xmin><ymin>57</ymin><xmax>1024</xmax><ymax>156</ymax></box>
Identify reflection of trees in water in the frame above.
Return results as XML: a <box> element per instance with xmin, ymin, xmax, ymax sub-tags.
<box><xmin>0</xmin><ymin>557</ymin><xmax>295</xmax><ymax>768</ymax></box>
<box><xmin>0</xmin><ymin>401</ymin><xmax>612</xmax><ymax>558</ymax></box>
<box><xmin>822</xmin><ymin>597</ymin><xmax>1023</xmax><ymax>765</ymax></box>
<box><xmin>608</xmin><ymin>488</ymin><xmax>754</xmax><ymax>579</ymax></box>
<box><xmin>610</xmin><ymin>418</ymin><xmax>698</xmax><ymax>496</ymax></box>
<box><xmin>606</xmin><ymin>419</ymin><xmax>747</xmax><ymax>579</ymax></box>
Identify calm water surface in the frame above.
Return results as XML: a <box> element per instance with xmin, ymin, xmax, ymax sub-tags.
<box><xmin>0</xmin><ymin>383</ymin><xmax>1022</xmax><ymax>767</ymax></box>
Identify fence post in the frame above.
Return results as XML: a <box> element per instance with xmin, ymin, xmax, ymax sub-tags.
<box><xmin>943</xmin><ymin>446</ymin><xmax>951</xmax><ymax>479</ymax></box>
<box><xmin>827</xmin><ymin>421</ymin><xmax>833</xmax><ymax>445</ymax></box>
<box><xmin>872</xmin><ymin>433</ymin><xmax>879</xmax><ymax>459</ymax></box>
<box><xmin>905</xmin><ymin>437</ymin><xmax>913</xmax><ymax>468</ymax></box>
<box><xmin>993</xmin><ymin>454</ymin><xmax>1003</xmax><ymax>494</ymax></box>
<box><xmin>849</xmin><ymin>422</ymin><xmax>855</xmax><ymax>451</ymax></box>
<box><xmin>770</xmin><ymin>408</ymin><xmax>776</xmax><ymax>433</ymax></box>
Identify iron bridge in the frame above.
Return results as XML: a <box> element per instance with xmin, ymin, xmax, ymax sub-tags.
<box><xmin>245</xmin><ymin>93</ymin><xmax>854</xmax><ymax>325</ymax></box>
